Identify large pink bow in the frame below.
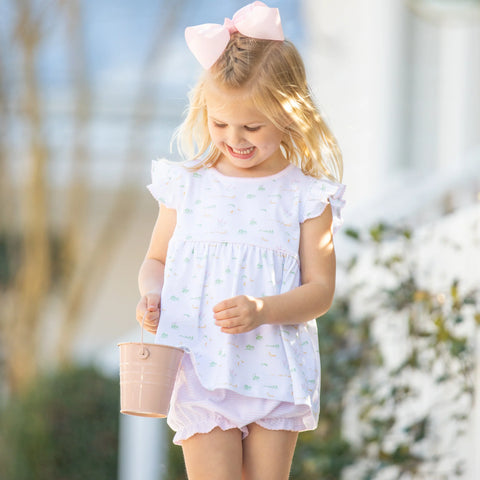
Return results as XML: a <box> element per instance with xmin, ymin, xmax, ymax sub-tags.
<box><xmin>185</xmin><ymin>1</ymin><xmax>284</xmax><ymax>70</ymax></box>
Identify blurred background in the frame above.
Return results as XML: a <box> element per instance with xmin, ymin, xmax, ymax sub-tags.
<box><xmin>0</xmin><ymin>0</ymin><xmax>479</xmax><ymax>479</ymax></box>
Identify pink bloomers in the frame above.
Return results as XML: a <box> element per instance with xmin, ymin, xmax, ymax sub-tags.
<box><xmin>167</xmin><ymin>354</ymin><xmax>312</xmax><ymax>445</ymax></box>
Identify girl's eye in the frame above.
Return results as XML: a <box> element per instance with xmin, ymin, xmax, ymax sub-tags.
<box><xmin>214</xmin><ymin>122</ymin><xmax>227</xmax><ymax>128</ymax></box>
<box><xmin>244</xmin><ymin>126</ymin><xmax>261</xmax><ymax>132</ymax></box>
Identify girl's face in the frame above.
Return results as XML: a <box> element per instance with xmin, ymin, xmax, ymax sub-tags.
<box><xmin>204</xmin><ymin>80</ymin><xmax>288</xmax><ymax>177</ymax></box>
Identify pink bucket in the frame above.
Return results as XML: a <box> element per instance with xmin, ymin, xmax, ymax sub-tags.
<box><xmin>118</xmin><ymin>316</ymin><xmax>184</xmax><ymax>417</ymax></box>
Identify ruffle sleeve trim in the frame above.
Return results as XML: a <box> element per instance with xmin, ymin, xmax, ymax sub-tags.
<box><xmin>146</xmin><ymin>158</ymin><xmax>186</xmax><ymax>209</ymax></box>
<box><xmin>300</xmin><ymin>178</ymin><xmax>346</xmax><ymax>233</ymax></box>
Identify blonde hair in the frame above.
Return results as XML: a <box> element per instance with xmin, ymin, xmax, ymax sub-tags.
<box><xmin>174</xmin><ymin>34</ymin><xmax>343</xmax><ymax>182</ymax></box>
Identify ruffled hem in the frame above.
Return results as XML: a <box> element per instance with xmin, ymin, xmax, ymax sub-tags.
<box><xmin>171</xmin><ymin>418</ymin><xmax>248</xmax><ymax>445</ymax></box>
<box><xmin>146</xmin><ymin>158</ymin><xmax>186</xmax><ymax>209</ymax></box>
<box><xmin>256</xmin><ymin>415</ymin><xmax>313</xmax><ymax>432</ymax></box>
<box><xmin>301</xmin><ymin>177</ymin><xmax>346</xmax><ymax>233</ymax></box>
<box><xmin>171</xmin><ymin>416</ymin><xmax>313</xmax><ymax>445</ymax></box>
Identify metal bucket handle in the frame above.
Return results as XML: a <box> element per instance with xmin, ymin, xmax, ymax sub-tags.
<box><xmin>138</xmin><ymin>311</ymin><xmax>150</xmax><ymax>359</ymax></box>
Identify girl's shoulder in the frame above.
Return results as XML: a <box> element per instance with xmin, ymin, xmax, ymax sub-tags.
<box><xmin>288</xmin><ymin>165</ymin><xmax>346</xmax><ymax>201</ymax></box>
<box><xmin>147</xmin><ymin>158</ymin><xmax>197</xmax><ymax>208</ymax></box>
<box><xmin>290</xmin><ymin>165</ymin><xmax>346</xmax><ymax>232</ymax></box>
<box><xmin>147</xmin><ymin>158</ymin><xmax>215</xmax><ymax>208</ymax></box>
<box><xmin>150</xmin><ymin>157</ymin><xmax>200</xmax><ymax>175</ymax></box>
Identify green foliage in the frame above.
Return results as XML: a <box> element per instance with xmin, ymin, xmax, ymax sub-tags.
<box><xmin>344</xmin><ymin>223</ymin><xmax>479</xmax><ymax>479</ymax></box>
<box><xmin>0</xmin><ymin>231</ymin><xmax>66</xmax><ymax>288</ymax></box>
<box><xmin>0</xmin><ymin>366</ymin><xmax>119</xmax><ymax>480</ymax></box>
<box><xmin>0</xmin><ymin>232</ymin><xmax>20</xmax><ymax>287</ymax></box>
<box><xmin>166</xmin><ymin>429</ymin><xmax>186</xmax><ymax>480</ymax></box>
<box><xmin>291</xmin><ymin>269</ymin><xmax>385</xmax><ymax>478</ymax></box>
<box><xmin>292</xmin><ymin>299</ymin><xmax>359</xmax><ymax>479</ymax></box>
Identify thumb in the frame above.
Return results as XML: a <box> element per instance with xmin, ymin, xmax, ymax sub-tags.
<box><xmin>146</xmin><ymin>292</ymin><xmax>161</xmax><ymax>310</ymax></box>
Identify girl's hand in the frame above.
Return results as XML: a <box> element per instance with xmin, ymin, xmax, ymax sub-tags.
<box><xmin>136</xmin><ymin>292</ymin><xmax>162</xmax><ymax>334</ymax></box>
<box><xmin>213</xmin><ymin>295</ymin><xmax>267</xmax><ymax>334</ymax></box>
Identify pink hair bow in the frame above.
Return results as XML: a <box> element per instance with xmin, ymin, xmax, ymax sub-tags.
<box><xmin>185</xmin><ymin>1</ymin><xmax>284</xmax><ymax>70</ymax></box>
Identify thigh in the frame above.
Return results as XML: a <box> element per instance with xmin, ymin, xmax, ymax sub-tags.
<box><xmin>242</xmin><ymin>423</ymin><xmax>298</xmax><ymax>480</ymax></box>
<box><xmin>182</xmin><ymin>427</ymin><xmax>243</xmax><ymax>480</ymax></box>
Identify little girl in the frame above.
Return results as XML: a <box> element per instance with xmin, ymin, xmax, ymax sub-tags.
<box><xmin>136</xmin><ymin>2</ymin><xmax>345</xmax><ymax>479</ymax></box>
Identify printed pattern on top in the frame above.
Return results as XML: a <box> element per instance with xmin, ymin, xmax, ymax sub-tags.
<box><xmin>147</xmin><ymin>159</ymin><xmax>346</xmax><ymax>429</ymax></box>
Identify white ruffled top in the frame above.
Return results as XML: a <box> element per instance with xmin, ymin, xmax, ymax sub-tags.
<box><xmin>147</xmin><ymin>159</ymin><xmax>345</xmax><ymax>428</ymax></box>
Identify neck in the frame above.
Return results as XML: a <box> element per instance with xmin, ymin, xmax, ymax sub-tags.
<box><xmin>214</xmin><ymin>152</ymin><xmax>289</xmax><ymax>178</ymax></box>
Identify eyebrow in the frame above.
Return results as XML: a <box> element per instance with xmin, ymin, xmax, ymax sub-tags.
<box><xmin>209</xmin><ymin>116</ymin><xmax>266</xmax><ymax>126</ymax></box>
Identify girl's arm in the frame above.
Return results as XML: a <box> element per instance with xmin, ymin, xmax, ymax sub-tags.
<box><xmin>136</xmin><ymin>204</ymin><xmax>176</xmax><ymax>333</ymax></box>
<box><xmin>213</xmin><ymin>205</ymin><xmax>336</xmax><ymax>333</ymax></box>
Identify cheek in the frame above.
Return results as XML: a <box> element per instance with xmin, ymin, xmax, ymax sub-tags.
<box><xmin>208</xmin><ymin>128</ymin><xmax>221</xmax><ymax>146</ymax></box>
<box><xmin>258</xmin><ymin>132</ymin><xmax>284</xmax><ymax>151</ymax></box>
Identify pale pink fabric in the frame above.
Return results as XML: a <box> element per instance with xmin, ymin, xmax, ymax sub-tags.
<box><xmin>185</xmin><ymin>1</ymin><xmax>284</xmax><ymax>69</ymax></box>
<box><xmin>167</xmin><ymin>354</ymin><xmax>311</xmax><ymax>445</ymax></box>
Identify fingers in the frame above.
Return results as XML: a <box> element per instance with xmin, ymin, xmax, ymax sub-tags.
<box><xmin>146</xmin><ymin>291</ymin><xmax>161</xmax><ymax>312</ymax></box>
<box><xmin>215</xmin><ymin>316</ymin><xmax>243</xmax><ymax>333</ymax></box>
<box><xmin>212</xmin><ymin>297</ymin><xmax>237</xmax><ymax>314</ymax></box>
<box><xmin>136</xmin><ymin>292</ymin><xmax>161</xmax><ymax>334</ymax></box>
<box><xmin>213</xmin><ymin>306</ymin><xmax>239</xmax><ymax>321</ymax></box>
<box><xmin>214</xmin><ymin>295</ymin><xmax>265</xmax><ymax>334</ymax></box>
<box><xmin>213</xmin><ymin>296</ymin><xmax>252</xmax><ymax>334</ymax></box>
<box><xmin>219</xmin><ymin>325</ymin><xmax>245</xmax><ymax>335</ymax></box>
<box><xmin>213</xmin><ymin>298</ymin><xmax>241</xmax><ymax>332</ymax></box>
<box><xmin>137</xmin><ymin>311</ymin><xmax>159</xmax><ymax>334</ymax></box>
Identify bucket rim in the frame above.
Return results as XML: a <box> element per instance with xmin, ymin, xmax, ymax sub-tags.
<box><xmin>120</xmin><ymin>410</ymin><xmax>167</xmax><ymax>418</ymax></box>
<box><xmin>118</xmin><ymin>342</ymin><xmax>184</xmax><ymax>353</ymax></box>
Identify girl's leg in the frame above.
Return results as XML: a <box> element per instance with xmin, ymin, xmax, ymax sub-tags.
<box><xmin>242</xmin><ymin>423</ymin><xmax>298</xmax><ymax>480</ymax></box>
<box><xmin>182</xmin><ymin>427</ymin><xmax>243</xmax><ymax>480</ymax></box>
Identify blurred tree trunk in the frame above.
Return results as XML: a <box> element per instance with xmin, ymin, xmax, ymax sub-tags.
<box><xmin>0</xmin><ymin>13</ymin><xmax>16</xmax><ymax>389</ymax></box>
<box><xmin>55</xmin><ymin>0</ymin><xmax>93</xmax><ymax>364</ymax></box>
<box><xmin>7</xmin><ymin>0</ymin><xmax>52</xmax><ymax>392</ymax></box>
<box><xmin>0</xmin><ymin>27</ymin><xmax>9</xmax><ymax>226</ymax></box>
<box><xmin>0</xmin><ymin>28</ymin><xmax>12</xmax><ymax>235</ymax></box>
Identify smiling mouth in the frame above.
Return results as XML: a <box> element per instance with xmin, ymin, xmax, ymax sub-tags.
<box><xmin>227</xmin><ymin>145</ymin><xmax>256</xmax><ymax>159</ymax></box>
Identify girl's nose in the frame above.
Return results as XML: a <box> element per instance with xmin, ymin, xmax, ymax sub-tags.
<box><xmin>227</xmin><ymin>127</ymin><xmax>245</xmax><ymax>146</ymax></box>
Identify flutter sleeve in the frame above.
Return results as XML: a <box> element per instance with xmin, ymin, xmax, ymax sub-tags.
<box><xmin>300</xmin><ymin>177</ymin><xmax>346</xmax><ymax>233</ymax></box>
<box><xmin>146</xmin><ymin>158</ymin><xmax>186</xmax><ymax>209</ymax></box>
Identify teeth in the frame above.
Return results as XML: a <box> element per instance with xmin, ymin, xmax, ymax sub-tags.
<box><xmin>232</xmin><ymin>147</ymin><xmax>254</xmax><ymax>155</ymax></box>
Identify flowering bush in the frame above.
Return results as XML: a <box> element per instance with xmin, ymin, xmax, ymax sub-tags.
<box><xmin>293</xmin><ymin>222</ymin><xmax>479</xmax><ymax>479</ymax></box>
